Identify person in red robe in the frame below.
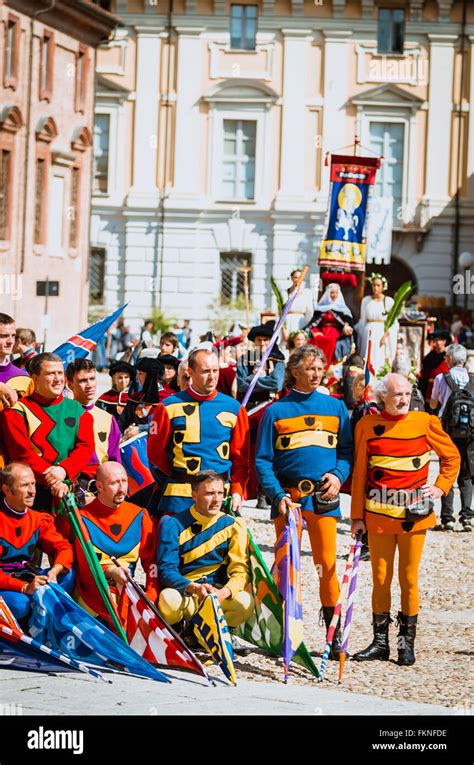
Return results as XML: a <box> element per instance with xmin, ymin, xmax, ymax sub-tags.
<box><xmin>305</xmin><ymin>283</ymin><xmax>354</xmax><ymax>367</ymax></box>
<box><xmin>418</xmin><ymin>330</ymin><xmax>451</xmax><ymax>406</ymax></box>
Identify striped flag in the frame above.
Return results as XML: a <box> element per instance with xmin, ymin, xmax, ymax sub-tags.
<box><xmin>116</xmin><ymin>579</ymin><xmax>208</xmax><ymax>680</ymax></box>
<box><xmin>52</xmin><ymin>305</ymin><xmax>127</xmax><ymax>365</ymax></box>
<box><xmin>272</xmin><ymin>506</ymin><xmax>304</xmax><ymax>682</ymax></box>
<box><xmin>191</xmin><ymin>593</ymin><xmax>236</xmax><ymax>685</ymax></box>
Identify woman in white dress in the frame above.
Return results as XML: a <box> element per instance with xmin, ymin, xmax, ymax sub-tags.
<box><xmin>356</xmin><ymin>273</ymin><xmax>398</xmax><ymax>373</ymax></box>
<box><xmin>284</xmin><ymin>269</ymin><xmax>314</xmax><ymax>335</ymax></box>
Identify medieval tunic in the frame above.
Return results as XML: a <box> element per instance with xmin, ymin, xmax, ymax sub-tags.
<box><xmin>148</xmin><ymin>387</ymin><xmax>250</xmax><ymax>516</ymax></box>
<box><xmin>351</xmin><ymin>411</ymin><xmax>460</xmax><ymax>535</ymax></box>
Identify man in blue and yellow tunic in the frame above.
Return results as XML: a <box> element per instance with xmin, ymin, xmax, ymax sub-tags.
<box><xmin>157</xmin><ymin>470</ymin><xmax>254</xmax><ymax>630</ymax></box>
<box><xmin>255</xmin><ymin>346</ymin><xmax>353</xmax><ymax>658</ymax></box>
<box><xmin>148</xmin><ymin>348</ymin><xmax>249</xmax><ymax>516</ymax></box>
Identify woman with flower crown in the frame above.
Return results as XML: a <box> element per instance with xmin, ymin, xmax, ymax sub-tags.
<box><xmin>356</xmin><ymin>273</ymin><xmax>398</xmax><ymax>373</ymax></box>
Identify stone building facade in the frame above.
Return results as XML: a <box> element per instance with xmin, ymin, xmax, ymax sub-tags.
<box><xmin>0</xmin><ymin>0</ymin><xmax>119</xmax><ymax>348</ymax></box>
<box><xmin>91</xmin><ymin>1</ymin><xmax>474</xmax><ymax>335</ymax></box>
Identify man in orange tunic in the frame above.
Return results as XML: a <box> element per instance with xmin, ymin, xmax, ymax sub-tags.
<box><xmin>350</xmin><ymin>373</ymin><xmax>460</xmax><ymax>666</ymax></box>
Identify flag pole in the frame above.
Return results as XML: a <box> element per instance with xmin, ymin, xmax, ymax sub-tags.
<box><xmin>110</xmin><ymin>556</ymin><xmax>213</xmax><ymax>684</ymax></box>
<box><xmin>61</xmin><ymin>493</ymin><xmax>128</xmax><ymax>643</ymax></box>
<box><xmin>338</xmin><ymin>533</ymin><xmax>363</xmax><ymax>683</ymax></box>
<box><xmin>319</xmin><ymin>543</ymin><xmax>356</xmax><ymax>681</ymax></box>
<box><xmin>242</xmin><ymin>266</ymin><xmax>308</xmax><ymax>407</ymax></box>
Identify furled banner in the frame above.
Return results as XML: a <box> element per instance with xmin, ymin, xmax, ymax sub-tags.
<box><xmin>319</xmin><ymin>154</ymin><xmax>380</xmax><ymax>272</ymax></box>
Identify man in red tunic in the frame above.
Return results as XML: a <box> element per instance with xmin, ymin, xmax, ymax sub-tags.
<box><xmin>418</xmin><ymin>330</ymin><xmax>451</xmax><ymax>407</ymax></box>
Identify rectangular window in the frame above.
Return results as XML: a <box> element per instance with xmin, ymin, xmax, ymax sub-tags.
<box><xmin>369</xmin><ymin>121</ymin><xmax>405</xmax><ymax>220</ymax></box>
<box><xmin>221</xmin><ymin>119</ymin><xmax>256</xmax><ymax>200</ymax></box>
<box><xmin>89</xmin><ymin>247</ymin><xmax>106</xmax><ymax>303</ymax></box>
<box><xmin>69</xmin><ymin>167</ymin><xmax>80</xmax><ymax>248</ymax></box>
<box><xmin>230</xmin><ymin>5</ymin><xmax>257</xmax><ymax>51</ymax></box>
<box><xmin>75</xmin><ymin>48</ymin><xmax>88</xmax><ymax>112</ymax></box>
<box><xmin>4</xmin><ymin>16</ymin><xmax>20</xmax><ymax>87</ymax></box>
<box><xmin>39</xmin><ymin>32</ymin><xmax>54</xmax><ymax>99</ymax></box>
<box><xmin>377</xmin><ymin>8</ymin><xmax>405</xmax><ymax>55</ymax></box>
<box><xmin>34</xmin><ymin>158</ymin><xmax>46</xmax><ymax>244</ymax></box>
<box><xmin>220</xmin><ymin>253</ymin><xmax>251</xmax><ymax>304</ymax></box>
<box><xmin>48</xmin><ymin>174</ymin><xmax>65</xmax><ymax>255</ymax></box>
<box><xmin>93</xmin><ymin>114</ymin><xmax>110</xmax><ymax>194</ymax></box>
<box><xmin>0</xmin><ymin>149</ymin><xmax>11</xmax><ymax>240</ymax></box>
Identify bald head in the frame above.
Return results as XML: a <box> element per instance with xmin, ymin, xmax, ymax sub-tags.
<box><xmin>96</xmin><ymin>462</ymin><xmax>128</xmax><ymax>508</ymax></box>
<box><xmin>375</xmin><ymin>373</ymin><xmax>412</xmax><ymax>416</ymax></box>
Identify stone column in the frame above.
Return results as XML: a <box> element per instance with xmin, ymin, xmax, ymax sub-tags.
<box><xmin>167</xmin><ymin>27</ymin><xmax>205</xmax><ymax>205</ymax></box>
<box><xmin>275</xmin><ymin>29</ymin><xmax>312</xmax><ymax>210</ymax></box>
<box><xmin>425</xmin><ymin>34</ymin><xmax>457</xmax><ymax>214</ymax></box>
<box><xmin>127</xmin><ymin>27</ymin><xmax>162</xmax><ymax>208</ymax></box>
<box><xmin>320</xmin><ymin>30</ymin><xmax>352</xmax><ymax>199</ymax></box>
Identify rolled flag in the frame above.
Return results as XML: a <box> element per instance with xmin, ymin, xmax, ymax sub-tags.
<box><xmin>319</xmin><ymin>543</ymin><xmax>356</xmax><ymax>681</ymax></box>
<box><xmin>112</xmin><ymin>560</ymin><xmax>209</xmax><ymax>682</ymax></box>
<box><xmin>273</xmin><ymin>506</ymin><xmax>304</xmax><ymax>682</ymax></box>
<box><xmin>235</xmin><ymin>527</ymin><xmax>319</xmax><ymax>678</ymax></box>
<box><xmin>242</xmin><ymin>267</ymin><xmax>308</xmax><ymax>407</ymax></box>
<box><xmin>191</xmin><ymin>593</ymin><xmax>236</xmax><ymax>685</ymax></box>
<box><xmin>0</xmin><ymin>597</ymin><xmax>106</xmax><ymax>681</ymax></box>
<box><xmin>339</xmin><ymin>535</ymin><xmax>363</xmax><ymax>683</ymax></box>
<box><xmin>53</xmin><ymin>305</ymin><xmax>127</xmax><ymax>365</ymax></box>
<box><xmin>29</xmin><ymin>583</ymin><xmax>170</xmax><ymax>683</ymax></box>
<box><xmin>363</xmin><ymin>331</ymin><xmax>375</xmax><ymax>408</ymax></box>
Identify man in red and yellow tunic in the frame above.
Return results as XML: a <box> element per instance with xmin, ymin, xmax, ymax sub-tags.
<box><xmin>351</xmin><ymin>373</ymin><xmax>459</xmax><ymax>667</ymax></box>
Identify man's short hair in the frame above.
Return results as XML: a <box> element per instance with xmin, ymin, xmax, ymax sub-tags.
<box><xmin>66</xmin><ymin>358</ymin><xmax>96</xmax><ymax>383</ymax></box>
<box><xmin>284</xmin><ymin>346</ymin><xmax>326</xmax><ymax>389</ymax></box>
<box><xmin>445</xmin><ymin>343</ymin><xmax>467</xmax><ymax>367</ymax></box>
<box><xmin>190</xmin><ymin>470</ymin><xmax>225</xmax><ymax>491</ymax></box>
<box><xmin>187</xmin><ymin>347</ymin><xmax>217</xmax><ymax>371</ymax></box>
<box><xmin>29</xmin><ymin>352</ymin><xmax>63</xmax><ymax>376</ymax></box>
<box><xmin>15</xmin><ymin>328</ymin><xmax>36</xmax><ymax>345</ymax></box>
<box><xmin>0</xmin><ymin>313</ymin><xmax>14</xmax><ymax>326</ymax></box>
<box><xmin>0</xmin><ymin>462</ymin><xmax>32</xmax><ymax>491</ymax></box>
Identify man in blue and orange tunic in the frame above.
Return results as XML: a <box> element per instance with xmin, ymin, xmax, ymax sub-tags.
<box><xmin>255</xmin><ymin>346</ymin><xmax>353</xmax><ymax>659</ymax></box>
<box><xmin>351</xmin><ymin>373</ymin><xmax>460</xmax><ymax>666</ymax></box>
<box><xmin>0</xmin><ymin>463</ymin><xmax>74</xmax><ymax>625</ymax></box>
<box><xmin>148</xmin><ymin>347</ymin><xmax>250</xmax><ymax>517</ymax></box>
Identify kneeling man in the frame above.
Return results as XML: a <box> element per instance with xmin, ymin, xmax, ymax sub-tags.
<box><xmin>0</xmin><ymin>463</ymin><xmax>74</xmax><ymax>625</ymax></box>
<box><xmin>157</xmin><ymin>470</ymin><xmax>254</xmax><ymax>632</ymax></box>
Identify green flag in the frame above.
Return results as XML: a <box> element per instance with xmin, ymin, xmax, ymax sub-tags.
<box><xmin>236</xmin><ymin>529</ymin><xmax>319</xmax><ymax>679</ymax></box>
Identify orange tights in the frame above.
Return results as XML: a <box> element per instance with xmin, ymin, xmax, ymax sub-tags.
<box><xmin>274</xmin><ymin>512</ymin><xmax>340</xmax><ymax>607</ymax></box>
<box><xmin>368</xmin><ymin>531</ymin><xmax>427</xmax><ymax>616</ymax></box>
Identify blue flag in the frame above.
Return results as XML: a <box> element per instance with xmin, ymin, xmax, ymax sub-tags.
<box><xmin>30</xmin><ymin>583</ymin><xmax>170</xmax><ymax>683</ymax></box>
<box><xmin>191</xmin><ymin>593</ymin><xmax>236</xmax><ymax>684</ymax></box>
<box><xmin>52</xmin><ymin>305</ymin><xmax>127</xmax><ymax>365</ymax></box>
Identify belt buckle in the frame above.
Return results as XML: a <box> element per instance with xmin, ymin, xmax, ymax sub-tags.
<box><xmin>297</xmin><ymin>479</ymin><xmax>315</xmax><ymax>496</ymax></box>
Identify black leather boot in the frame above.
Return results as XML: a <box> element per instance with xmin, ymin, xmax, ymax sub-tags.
<box><xmin>352</xmin><ymin>612</ymin><xmax>391</xmax><ymax>661</ymax></box>
<box><xmin>321</xmin><ymin>606</ymin><xmax>344</xmax><ymax>661</ymax></box>
<box><xmin>396</xmin><ymin>612</ymin><xmax>417</xmax><ymax>666</ymax></box>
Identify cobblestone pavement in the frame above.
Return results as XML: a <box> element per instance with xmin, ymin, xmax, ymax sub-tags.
<box><xmin>236</xmin><ymin>476</ymin><xmax>473</xmax><ymax>712</ymax></box>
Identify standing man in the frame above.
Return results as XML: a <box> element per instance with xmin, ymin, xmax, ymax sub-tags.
<box><xmin>96</xmin><ymin>360</ymin><xmax>136</xmax><ymax>422</ymax></box>
<box><xmin>255</xmin><ymin>346</ymin><xmax>353</xmax><ymax>659</ymax></box>
<box><xmin>0</xmin><ymin>353</ymin><xmax>94</xmax><ymax>511</ymax></box>
<box><xmin>66</xmin><ymin>359</ymin><xmax>121</xmax><ymax>485</ymax></box>
<box><xmin>351</xmin><ymin>373</ymin><xmax>459</xmax><ymax>666</ymax></box>
<box><xmin>148</xmin><ymin>347</ymin><xmax>249</xmax><ymax>517</ymax></box>
<box><xmin>430</xmin><ymin>343</ymin><xmax>474</xmax><ymax>531</ymax></box>
<box><xmin>418</xmin><ymin>329</ymin><xmax>451</xmax><ymax>406</ymax></box>
<box><xmin>237</xmin><ymin>321</ymin><xmax>285</xmax><ymax>508</ymax></box>
<box><xmin>0</xmin><ymin>313</ymin><xmax>34</xmax><ymax>401</ymax></box>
